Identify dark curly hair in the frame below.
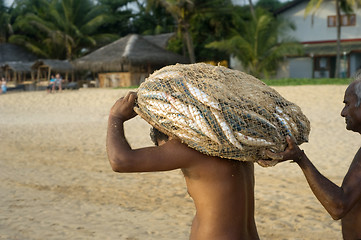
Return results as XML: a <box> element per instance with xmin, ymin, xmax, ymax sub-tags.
<box><xmin>150</xmin><ymin>127</ymin><xmax>169</xmax><ymax>146</ymax></box>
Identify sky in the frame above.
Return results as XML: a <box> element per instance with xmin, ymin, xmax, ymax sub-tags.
<box><xmin>4</xmin><ymin>0</ymin><xmax>12</xmax><ymax>7</ymax></box>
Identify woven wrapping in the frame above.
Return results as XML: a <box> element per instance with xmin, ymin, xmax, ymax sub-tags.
<box><xmin>134</xmin><ymin>63</ymin><xmax>310</xmax><ymax>161</ymax></box>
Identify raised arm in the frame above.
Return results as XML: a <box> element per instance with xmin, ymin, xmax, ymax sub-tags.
<box><xmin>267</xmin><ymin>136</ymin><xmax>361</xmax><ymax>220</ymax></box>
<box><xmin>106</xmin><ymin>92</ymin><xmax>195</xmax><ymax>173</ymax></box>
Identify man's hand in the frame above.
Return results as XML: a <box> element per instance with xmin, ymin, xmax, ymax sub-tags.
<box><xmin>257</xmin><ymin>136</ymin><xmax>305</xmax><ymax>167</ymax></box>
<box><xmin>267</xmin><ymin>136</ymin><xmax>304</xmax><ymax>162</ymax></box>
<box><xmin>110</xmin><ymin>91</ymin><xmax>138</xmax><ymax>121</ymax></box>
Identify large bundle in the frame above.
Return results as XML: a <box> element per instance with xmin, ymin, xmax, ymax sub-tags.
<box><xmin>135</xmin><ymin>63</ymin><xmax>310</xmax><ymax>162</ymax></box>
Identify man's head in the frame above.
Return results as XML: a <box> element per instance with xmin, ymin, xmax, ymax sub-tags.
<box><xmin>150</xmin><ymin>127</ymin><xmax>169</xmax><ymax>146</ymax></box>
<box><xmin>341</xmin><ymin>79</ymin><xmax>361</xmax><ymax>133</ymax></box>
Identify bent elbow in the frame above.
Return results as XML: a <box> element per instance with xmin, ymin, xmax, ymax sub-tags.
<box><xmin>330</xmin><ymin>212</ymin><xmax>343</xmax><ymax>220</ymax></box>
<box><xmin>328</xmin><ymin>204</ymin><xmax>348</xmax><ymax>220</ymax></box>
<box><xmin>108</xmin><ymin>154</ymin><xmax>132</xmax><ymax>173</ymax></box>
<box><xmin>109</xmin><ymin>159</ymin><xmax>122</xmax><ymax>172</ymax></box>
<box><xmin>331</xmin><ymin>215</ymin><xmax>342</xmax><ymax>220</ymax></box>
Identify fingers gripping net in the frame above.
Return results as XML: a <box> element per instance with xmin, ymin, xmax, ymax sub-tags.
<box><xmin>134</xmin><ymin>63</ymin><xmax>310</xmax><ymax>161</ymax></box>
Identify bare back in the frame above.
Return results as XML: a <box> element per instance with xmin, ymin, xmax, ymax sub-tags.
<box><xmin>107</xmin><ymin>93</ymin><xmax>260</xmax><ymax>240</ymax></box>
<box><xmin>181</xmin><ymin>151</ymin><xmax>259</xmax><ymax>240</ymax></box>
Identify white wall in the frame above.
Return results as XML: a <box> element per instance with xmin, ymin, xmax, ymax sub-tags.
<box><xmin>288</xmin><ymin>57</ymin><xmax>313</xmax><ymax>78</ymax></box>
<box><xmin>279</xmin><ymin>1</ymin><xmax>361</xmax><ymax>42</ymax></box>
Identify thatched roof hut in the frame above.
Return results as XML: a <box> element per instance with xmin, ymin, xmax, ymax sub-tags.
<box><xmin>0</xmin><ymin>43</ymin><xmax>38</xmax><ymax>64</ymax></box>
<box><xmin>32</xmin><ymin>59</ymin><xmax>74</xmax><ymax>82</ymax></box>
<box><xmin>32</xmin><ymin>59</ymin><xmax>73</xmax><ymax>73</ymax></box>
<box><xmin>73</xmin><ymin>34</ymin><xmax>188</xmax><ymax>87</ymax></box>
<box><xmin>143</xmin><ymin>33</ymin><xmax>175</xmax><ymax>49</ymax></box>
<box><xmin>2</xmin><ymin>61</ymin><xmax>34</xmax><ymax>72</ymax></box>
<box><xmin>1</xmin><ymin>61</ymin><xmax>36</xmax><ymax>85</ymax></box>
<box><xmin>73</xmin><ymin>34</ymin><xmax>188</xmax><ymax>72</ymax></box>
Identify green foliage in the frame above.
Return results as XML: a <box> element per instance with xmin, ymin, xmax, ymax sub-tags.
<box><xmin>256</xmin><ymin>0</ymin><xmax>285</xmax><ymax>12</ymax></box>
<box><xmin>96</xmin><ymin>0</ymin><xmax>135</xmax><ymax>36</ymax></box>
<box><xmin>166</xmin><ymin>33</ymin><xmax>183</xmax><ymax>53</ymax></box>
<box><xmin>190</xmin><ymin>0</ymin><xmax>234</xmax><ymax>61</ymax></box>
<box><xmin>131</xmin><ymin>0</ymin><xmax>175</xmax><ymax>35</ymax></box>
<box><xmin>206</xmin><ymin>8</ymin><xmax>303</xmax><ymax>78</ymax></box>
<box><xmin>263</xmin><ymin>78</ymin><xmax>351</xmax><ymax>86</ymax></box>
<box><xmin>0</xmin><ymin>0</ymin><xmax>11</xmax><ymax>42</ymax></box>
<box><xmin>4</xmin><ymin>0</ymin><xmax>297</xmax><ymax>68</ymax></box>
<box><xmin>9</xmin><ymin>0</ymin><xmax>119</xmax><ymax>60</ymax></box>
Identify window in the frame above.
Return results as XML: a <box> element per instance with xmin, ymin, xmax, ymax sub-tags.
<box><xmin>327</xmin><ymin>14</ymin><xmax>356</xmax><ymax>27</ymax></box>
<box><xmin>314</xmin><ymin>57</ymin><xmax>329</xmax><ymax>70</ymax></box>
<box><xmin>328</xmin><ymin>16</ymin><xmax>336</xmax><ymax>27</ymax></box>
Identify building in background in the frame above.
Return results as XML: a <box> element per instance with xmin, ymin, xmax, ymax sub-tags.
<box><xmin>275</xmin><ymin>0</ymin><xmax>361</xmax><ymax>78</ymax></box>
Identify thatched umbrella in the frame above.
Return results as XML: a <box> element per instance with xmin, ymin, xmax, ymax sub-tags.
<box><xmin>32</xmin><ymin>59</ymin><xmax>74</xmax><ymax>82</ymax></box>
<box><xmin>1</xmin><ymin>61</ymin><xmax>35</xmax><ymax>84</ymax></box>
<box><xmin>73</xmin><ymin>34</ymin><xmax>188</xmax><ymax>73</ymax></box>
<box><xmin>0</xmin><ymin>43</ymin><xmax>38</xmax><ymax>78</ymax></box>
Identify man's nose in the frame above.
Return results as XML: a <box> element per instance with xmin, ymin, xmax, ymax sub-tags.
<box><xmin>341</xmin><ymin>107</ymin><xmax>346</xmax><ymax>117</ymax></box>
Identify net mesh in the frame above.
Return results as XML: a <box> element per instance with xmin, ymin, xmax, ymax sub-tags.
<box><xmin>134</xmin><ymin>63</ymin><xmax>310</xmax><ymax>161</ymax></box>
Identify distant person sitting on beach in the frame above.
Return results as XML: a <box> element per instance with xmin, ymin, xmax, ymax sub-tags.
<box><xmin>1</xmin><ymin>77</ymin><xmax>7</xmax><ymax>94</ymax></box>
<box><xmin>106</xmin><ymin>92</ymin><xmax>260</xmax><ymax>240</ymax></box>
<box><xmin>47</xmin><ymin>75</ymin><xmax>56</xmax><ymax>93</ymax></box>
<box><xmin>52</xmin><ymin>73</ymin><xmax>62</xmax><ymax>92</ymax></box>
<box><xmin>264</xmin><ymin>79</ymin><xmax>361</xmax><ymax>240</ymax></box>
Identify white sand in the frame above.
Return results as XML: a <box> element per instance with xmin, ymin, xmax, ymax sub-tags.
<box><xmin>0</xmin><ymin>85</ymin><xmax>358</xmax><ymax>239</ymax></box>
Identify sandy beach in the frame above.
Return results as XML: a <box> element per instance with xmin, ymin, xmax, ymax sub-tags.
<box><xmin>0</xmin><ymin>84</ymin><xmax>359</xmax><ymax>239</ymax></box>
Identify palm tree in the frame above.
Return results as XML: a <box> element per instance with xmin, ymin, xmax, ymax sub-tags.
<box><xmin>132</xmin><ymin>0</ymin><xmax>175</xmax><ymax>35</ymax></box>
<box><xmin>149</xmin><ymin>0</ymin><xmax>196</xmax><ymax>63</ymax></box>
<box><xmin>147</xmin><ymin>0</ymin><xmax>235</xmax><ymax>63</ymax></box>
<box><xmin>96</xmin><ymin>0</ymin><xmax>135</xmax><ymax>37</ymax></box>
<box><xmin>0</xmin><ymin>0</ymin><xmax>11</xmax><ymax>42</ymax></box>
<box><xmin>10</xmin><ymin>0</ymin><xmax>118</xmax><ymax>60</ymax></box>
<box><xmin>189</xmin><ymin>0</ymin><xmax>234</xmax><ymax>62</ymax></box>
<box><xmin>206</xmin><ymin>9</ymin><xmax>303</xmax><ymax>78</ymax></box>
<box><xmin>248</xmin><ymin>0</ymin><xmax>255</xmax><ymax>19</ymax></box>
<box><xmin>305</xmin><ymin>0</ymin><xmax>361</xmax><ymax>78</ymax></box>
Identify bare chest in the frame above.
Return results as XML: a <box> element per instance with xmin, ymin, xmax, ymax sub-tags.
<box><xmin>341</xmin><ymin>200</ymin><xmax>361</xmax><ymax>238</ymax></box>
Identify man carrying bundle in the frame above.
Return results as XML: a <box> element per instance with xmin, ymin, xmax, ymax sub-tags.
<box><xmin>106</xmin><ymin>63</ymin><xmax>310</xmax><ymax>239</ymax></box>
<box><xmin>266</xmin><ymin>80</ymin><xmax>361</xmax><ymax>240</ymax></box>
<box><xmin>106</xmin><ymin>91</ymin><xmax>260</xmax><ymax>240</ymax></box>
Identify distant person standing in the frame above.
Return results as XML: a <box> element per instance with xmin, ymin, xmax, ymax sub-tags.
<box><xmin>52</xmin><ymin>73</ymin><xmax>63</xmax><ymax>92</ymax></box>
<box><xmin>1</xmin><ymin>77</ymin><xmax>7</xmax><ymax>94</ymax></box>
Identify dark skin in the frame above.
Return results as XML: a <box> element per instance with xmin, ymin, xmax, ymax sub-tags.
<box><xmin>106</xmin><ymin>92</ymin><xmax>259</xmax><ymax>240</ymax></box>
<box><xmin>265</xmin><ymin>81</ymin><xmax>361</xmax><ymax>240</ymax></box>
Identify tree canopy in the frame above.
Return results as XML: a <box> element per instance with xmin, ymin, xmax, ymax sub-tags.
<box><xmin>206</xmin><ymin>8</ymin><xmax>303</xmax><ymax>78</ymax></box>
<box><xmin>2</xmin><ymin>0</ymin><xmax>294</xmax><ymax>77</ymax></box>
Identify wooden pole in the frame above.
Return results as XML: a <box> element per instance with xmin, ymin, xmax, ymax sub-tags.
<box><xmin>37</xmin><ymin>67</ymin><xmax>40</xmax><ymax>82</ymax></box>
<box><xmin>48</xmin><ymin>67</ymin><xmax>51</xmax><ymax>81</ymax></box>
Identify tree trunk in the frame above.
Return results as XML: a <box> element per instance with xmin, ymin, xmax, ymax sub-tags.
<box><xmin>335</xmin><ymin>0</ymin><xmax>341</xmax><ymax>78</ymax></box>
<box><xmin>182</xmin><ymin>22</ymin><xmax>196</xmax><ymax>63</ymax></box>
<box><xmin>248</xmin><ymin>0</ymin><xmax>256</xmax><ymax>19</ymax></box>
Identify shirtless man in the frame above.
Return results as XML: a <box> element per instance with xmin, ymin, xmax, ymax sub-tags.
<box><xmin>265</xmin><ymin>80</ymin><xmax>361</xmax><ymax>240</ymax></box>
<box><xmin>106</xmin><ymin>92</ymin><xmax>259</xmax><ymax>240</ymax></box>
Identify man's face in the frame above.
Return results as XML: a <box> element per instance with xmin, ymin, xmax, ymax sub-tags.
<box><xmin>341</xmin><ymin>84</ymin><xmax>361</xmax><ymax>133</ymax></box>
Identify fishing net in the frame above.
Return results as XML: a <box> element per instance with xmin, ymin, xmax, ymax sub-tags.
<box><xmin>134</xmin><ymin>63</ymin><xmax>310</xmax><ymax>162</ymax></box>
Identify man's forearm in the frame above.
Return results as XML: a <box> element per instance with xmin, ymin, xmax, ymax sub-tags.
<box><xmin>297</xmin><ymin>153</ymin><xmax>346</xmax><ymax>219</ymax></box>
<box><xmin>106</xmin><ymin>115</ymin><xmax>132</xmax><ymax>172</ymax></box>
